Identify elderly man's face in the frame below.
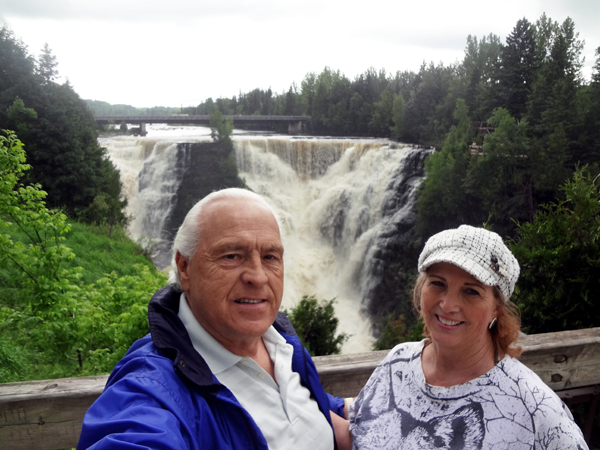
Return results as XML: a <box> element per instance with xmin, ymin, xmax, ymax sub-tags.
<box><xmin>176</xmin><ymin>198</ymin><xmax>284</xmax><ymax>353</ymax></box>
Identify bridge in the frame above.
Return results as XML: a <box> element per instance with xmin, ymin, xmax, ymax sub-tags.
<box><xmin>94</xmin><ymin>115</ymin><xmax>310</xmax><ymax>135</ymax></box>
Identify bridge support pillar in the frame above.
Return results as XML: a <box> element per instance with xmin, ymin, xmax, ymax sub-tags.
<box><xmin>140</xmin><ymin>122</ymin><xmax>147</xmax><ymax>136</ymax></box>
<box><xmin>288</xmin><ymin>121</ymin><xmax>303</xmax><ymax>135</ymax></box>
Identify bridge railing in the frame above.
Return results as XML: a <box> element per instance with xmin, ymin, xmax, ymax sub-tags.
<box><xmin>1</xmin><ymin>327</ymin><xmax>599</xmax><ymax>449</ymax></box>
<box><xmin>94</xmin><ymin>115</ymin><xmax>310</xmax><ymax>124</ymax></box>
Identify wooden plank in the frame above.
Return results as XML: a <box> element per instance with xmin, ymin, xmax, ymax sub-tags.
<box><xmin>0</xmin><ymin>376</ymin><xmax>106</xmax><ymax>450</ymax></box>
<box><xmin>314</xmin><ymin>350</ymin><xmax>389</xmax><ymax>398</ymax></box>
<box><xmin>518</xmin><ymin>327</ymin><xmax>600</xmax><ymax>391</ymax></box>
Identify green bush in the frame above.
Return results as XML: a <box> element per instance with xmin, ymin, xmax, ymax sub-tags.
<box><xmin>286</xmin><ymin>295</ymin><xmax>349</xmax><ymax>356</ymax></box>
<box><xmin>372</xmin><ymin>315</ymin><xmax>424</xmax><ymax>351</ymax></box>
<box><xmin>509</xmin><ymin>167</ymin><xmax>600</xmax><ymax>334</ymax></box>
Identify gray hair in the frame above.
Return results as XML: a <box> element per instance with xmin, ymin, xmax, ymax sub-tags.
<box><xmin>169</xmin><ymin>188</ymin><xmax>281</xmax><ymax>287</ymax></box>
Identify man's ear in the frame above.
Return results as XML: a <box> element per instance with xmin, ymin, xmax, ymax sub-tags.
<box><xmin>175</xmin><ymin>251</ymin><xmax>190</xmax><ymax>292</ymax></box>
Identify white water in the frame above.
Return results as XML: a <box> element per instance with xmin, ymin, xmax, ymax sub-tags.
<box><xmin>101</xmin><ymin>125</ymin><xmax>418</xmax><ymax>353</ymax></box>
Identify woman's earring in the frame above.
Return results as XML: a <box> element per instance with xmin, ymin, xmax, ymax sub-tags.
<box><xmin>488</xmin><ymin>317</ymin><xmax>497</xmax><ymax>330</ymax></box>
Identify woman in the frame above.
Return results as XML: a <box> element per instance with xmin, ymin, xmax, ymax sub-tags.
<box><xmin>350</xmin><ymin>225</ymin><xmax>587</xmax><ymax>449</ymax></box>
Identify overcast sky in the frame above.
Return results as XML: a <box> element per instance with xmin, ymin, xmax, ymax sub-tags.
<box><xmin>1</xmin><ymin>0</ymin><xmax>598</xmax><ymax>108</ymax></box>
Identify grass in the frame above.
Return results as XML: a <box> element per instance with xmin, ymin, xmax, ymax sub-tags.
<box><xmin>62</xmin><ymin>222</ymin><xmax>158</xmax><ymax>285</ymax></box>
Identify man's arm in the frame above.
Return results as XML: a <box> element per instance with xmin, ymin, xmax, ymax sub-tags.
<box><xmin>77</xmin><ymin>375</ymin><xmax>193</xmax><ymax>449</ymax></box>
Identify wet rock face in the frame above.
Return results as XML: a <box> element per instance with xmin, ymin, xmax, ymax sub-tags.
<box><xmin>162</xmin><ymin>141</ymin><xmax>245</xmax><ymax>244</ymax></box>
<box><xmin>362</xmin><ymin>148</ymin><xmax>431</xmax><ymax>322</ymax></box>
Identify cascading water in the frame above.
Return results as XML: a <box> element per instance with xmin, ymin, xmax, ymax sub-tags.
<box><xmin>102</xmin><ymin>128</ymin><xmax>429</xmax><ymax>353</ymax></box>
<box><xmin>102</xmin><ymin>136</ymin><xmax>191</xmax><ymax>268</ymax></box>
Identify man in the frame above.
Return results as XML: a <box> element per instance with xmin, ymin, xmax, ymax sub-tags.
<box><xmin>77</xmin><ymin>188</ymin><xmax>350</xmax><ymax>450</ymax></box>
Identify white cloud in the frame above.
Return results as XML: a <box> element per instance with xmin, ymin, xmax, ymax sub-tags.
<box><xmin>2</xmin><ymin>0</ymin><xmax>598</xmax><ymax>107</ymax></box>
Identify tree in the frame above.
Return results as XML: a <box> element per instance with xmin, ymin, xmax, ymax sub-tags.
<box><xmin>285</xmin><ymin>295</ymin><xmax>348</xmax><ymax>356</ymax></box>
<box><xmin>372</xmin><ymin>315</ymin><xmax>423</xmax><ymax>351</ymax></box>
<box><xmin>527</xmin><ymin>16</ymin><xmax>584</xmax><ymax>144</ymax></box>
<box><xmin>369</xmin><ymin>88</ymin><xmax>394</xmax><ymax>136</ymax></box>
<box><xmin>0</xmin><ymin>27</ymin><xmax>127</xmax><ymax>220</ymax></box>
<box><xmin>417</xmin><ymin>99</ymin><xmax>479</xmax><ymax>238</ymax></box>
<box><xmin>0</xmin><ymin>130</ymin><xmax>78</xmax><ymax>359</ymax></box>
<box><xmin>464</xmin><ymin>107</ymin><xmax>532</xmax><ymax>236</ymax></box>
<box><xmin>509</xmin><ymin>168</ymin><xmax>600</xmax><ymax>334</ymax></box>
<box><xmin>5</xmin><ymin>97</ymin><xmax>37</xmax><ymax>138</ymax></box>
<box><xmin>403</xmin><ymin>62</ymin><xmax>456</xmax><ymax>146</ymax></box>
<box><xmin>461</xmin><ymin>33</ymin><xmax>503</xmax><ymax>120</ymax></box>
<box><xmin>284</xmin><ymin>84</ymin><xmax>301</xmax><ymax>115</ymax></box>
<box><xmin>496</xmin><ymin>18</ymin><xmax>537</xmax><ymax>119</ymax></box>
<box><xmin>391</xmin><ymin>93</ymin><xmax>406</xmax><ymax>140</ymax></box>
<box><xmin>36</xmin><ymin>43</ymin><xmax>59</xmax><ymax>84</ymax></box>
<box><xmin>209</xmin><ymin>110</ymin><xmax>234</xmax><ymax>143</ymax></box>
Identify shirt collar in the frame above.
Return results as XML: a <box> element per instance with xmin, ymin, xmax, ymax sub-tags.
<box><xmin>177</xmin><ymin>293</ymin><xmax>240</xmax><ymax>374</ymax></box>
<box><xmin>177</xmin><ymin>293</ymin><xmax>286</xmax><ymax>374</ymax></box>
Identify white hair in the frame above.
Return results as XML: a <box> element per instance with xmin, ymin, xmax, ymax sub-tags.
<box><xmin>169</xmin><ymin>188</ymin><xmax>282</xmax><ymax>287</ymax></box>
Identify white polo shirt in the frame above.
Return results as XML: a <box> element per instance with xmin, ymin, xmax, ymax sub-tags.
<box><xmin>178</xmin><ymin>294</ymin><xmax>334</xmax><ymax>450</ymax></box>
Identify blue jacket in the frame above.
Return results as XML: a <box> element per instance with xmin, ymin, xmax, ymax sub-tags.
<box><xmin>77</xmin><ymin>285</ymin><xmax>344</xmax><ymax>449</ymax></box>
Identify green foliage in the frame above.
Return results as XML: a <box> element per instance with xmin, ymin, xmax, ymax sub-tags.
<box><xmin>0</xmin><ymin>132</ymin><xmax>167</xmax><ymax>382</ymax></box>
<box><xmin>495</xmin><ymin>18</ymin><xmax>537</xmax><ymax>119</ymax></box>
<box><xmin>209</xmin><ymin>110</ymin><xmax>234</xmax><ymax>143</ymax></box>
<box><xmin>83</xmin><ymin>193</ymin><xmax>129</xmax><ymax>236</ymax></box>
<box><xmin>416</xmin><ymin>99</ymin><xmax>479</xmax><ymax>237</ymax></box>
<box><xmin>36</xmin><ymin>43</ymin><xmax>59</xmax><ymax>84</ymax></box>
<box><xmin>285</xmin><ymin>295</ymin><xmax>349</xmax><ymax>356</ymax></box>
<box><xmin>464</xmin><ymin>107</ymin><xmax>534</xmax><ymax>235</ymax></box>
<box><xmin>6</xmin><ymin>97</ymin><xmax>37</xmax><ymax>137</ymax></box>
<box><xmin>509</xmin><ymin>168</ymin><xmax>600</xmax><ymax>334</ymax></box>
<box><xmin>372</xmin><ymin>315</ymin><xmax>424</xmax><ymax>351</ymax></box>
<box><xmin>0</xmin><ymin>130</ymin><xmax>73</xmax><ymax>291</ymax></box>
<box><xmin>391</xmin><ymin>93</ymin><xmax>405</xmax><ymax>139</ymax></box>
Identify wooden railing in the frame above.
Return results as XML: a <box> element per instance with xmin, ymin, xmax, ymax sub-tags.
<box><xmin>1</xmin><ymin>328</ymin><xmax>599</xmax><ymax>450</ymax></box>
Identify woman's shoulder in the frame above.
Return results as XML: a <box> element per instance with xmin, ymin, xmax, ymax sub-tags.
<box><xmin>372</xmin><ymin>340</ymin><xmax>425</xmax><ymax>372</ymax></box>
<box><xmin>496</xmin><ymin>355</ymin><xmax>554</xmax><ymax>389</ymax></box>
<box><xmin>385</xmin><ymin>339</ymin><xmax>426</xmax><ymax>361</ymax></box>
<box><xmin>495</xmin><ymin>356</ymin><xmax>588</xmax><ymax>447</ymax></box>
<box><xmin>493</xmin><ymin>357</ymin><xmax>572</xmax><ymax>418</ymax></box>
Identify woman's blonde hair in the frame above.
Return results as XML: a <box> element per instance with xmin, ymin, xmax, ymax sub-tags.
<box><xmin>412</xmin><ymin>271</ymin><xmax>522</xmax><ymax>358</ymax></box>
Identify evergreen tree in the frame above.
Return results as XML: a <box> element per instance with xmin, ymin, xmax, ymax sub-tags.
<box><xmin>527</xmin><ymin>16</ymin><xmax>583</xmax><ymax>142</ymax></box>
<box><xmin>496</xmin><ymin>18</ymin><xmax>537</xmax><ymax>119</ymax></box>
<box><xmin>0</xmin><ymin>26</ymin><xmax>126</xmax><ymax>220</ymax></box>
<box><xmin>391</xmin><ymin>93</ymin><xmax>405</xmax><ymax>140</ymax></box>
<box><xmin>36</xmin><ymin>43</ymin><xmax>59</xmax><ymax>84</ymax></box>
<box><xmin>461</xmin><ymin>33</ymin><xmax>503</xmax><ymax>120</ymax></box>
<box><xmin>416</xmin><ymin>99</ymin><xmax>478</xmax><ymax>238</ymax></box>
<box><xmin>464</xmin><ymin>108</ymin><xmax>532</xmax><ymax>236</ymax></box>
<box><xmin>369</xmin><ymin>88</ymin><xmax>394</xmax><ymax>136</ymax></box>
<box><xmin>285</xmin><ymin>295</ymin><xmax>348</xmax><ymax>356</ymax></box>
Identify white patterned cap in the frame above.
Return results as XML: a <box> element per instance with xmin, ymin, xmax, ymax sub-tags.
<box><xmin>418</xmin><ymin>225</ymin><xmax>520</xmax><ymax>299</ymax></box>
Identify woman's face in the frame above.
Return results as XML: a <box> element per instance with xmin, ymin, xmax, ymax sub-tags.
<box><xmin>420</xmin><ymin>262</ymin><xmax>498</xmax><ymax>352</ymax></box>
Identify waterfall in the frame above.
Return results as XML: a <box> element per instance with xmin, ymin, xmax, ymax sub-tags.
<box><xmin>234</xmin><ymin>138</ymin><xmax>426</xmax><ymax>352</ymax></box>
<box><xmin>102</xmin><ymin>137</ymin><xmax>190</xmax><ymax>268</ymax></box>
<box><xmin>102</xmin><ymin>130</ymin><xmax>428</xmax><ymax>354</ymax></box>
